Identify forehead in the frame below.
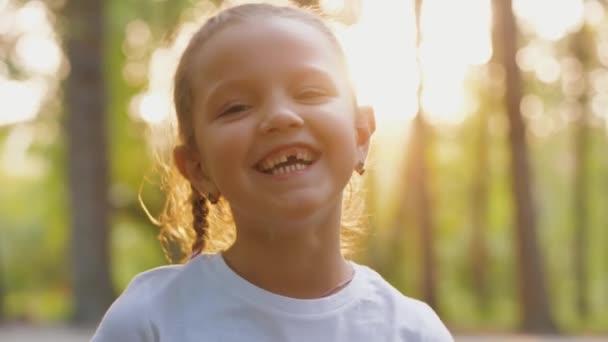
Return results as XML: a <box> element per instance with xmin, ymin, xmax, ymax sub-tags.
<box><xmin>193</xmin><ymin>17</ymin><xmax>346</xmax><ymax>88</ymax></box>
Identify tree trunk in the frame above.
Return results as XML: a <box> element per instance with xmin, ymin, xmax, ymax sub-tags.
<box><xmin>492</xmin><ymin>0</ymin><xmax>556</xmax><ymax>333</ymax></box>
<box><xmin>470</xmin><ymin>90</ymin><xmax>490</xmax><ymax>314</ymax></box>
<box><xmin>571</xmin><ymin>22</ymin><xmax>593</xmax><ymax>320</ymax></box>
<box><xmin>467</xmin><ymin>0</ymin><xmax>508</xmax><ymax>316</ymax></box>
<box><xmin>0</xmin><ymin>239</ymin><xmax>5</xmax><ymax>323</ymax></box>
<box><xmin>65</xmin><ymin>0</ymin><xmax>114</xmax><ymax>324</ymax></box>
<box><xmin>407</xmin><ymin>0</ymin><xmax>438</xmax><ymax>311</ymax></box>
<box><xmin>573</xmin><ymin>98</ymin><xmax>590</xmax><ymax>320</ymax></box>
<box><xmin>407</xmin><ymin>115</ymin><xmax>438</xmax><ymax>310</ymax></box>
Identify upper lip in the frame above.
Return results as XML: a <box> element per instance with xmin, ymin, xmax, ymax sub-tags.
<box><xmin>253</xmin><ymin>142</ymin><xmax>320</xmax><ymax>171</ymax></box>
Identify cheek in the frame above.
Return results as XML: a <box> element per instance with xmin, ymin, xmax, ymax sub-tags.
<box><xmin>316</xmin><ymin>111</ymin><xmax>359</xmax><ymax>167</ymax></box>
<box><xmin>199</xmin><ymin>127</ymin><xmax>250</xmax><ymax>179</ymax></box>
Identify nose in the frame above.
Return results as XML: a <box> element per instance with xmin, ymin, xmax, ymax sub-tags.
<box><xmin>257</xmin><ymin>95</ymin><xmax>304</xmax><ymax>134</ymax></box>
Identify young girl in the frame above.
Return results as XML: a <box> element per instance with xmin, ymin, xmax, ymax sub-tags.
<box><xmin>93</xmin><ymin>3</ymin><xmax>453</xmax><ymax>341</ymax></box>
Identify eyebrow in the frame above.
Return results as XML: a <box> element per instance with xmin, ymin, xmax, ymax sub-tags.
<box><xmin>203</xmin><ymin>78</ymin><xmax>257</xmax><ymax>103</ymax></box>
<box><xmin>288</xmin><ymin>65</ymin><xmax>339</xmax><ymax>88</ymax></box>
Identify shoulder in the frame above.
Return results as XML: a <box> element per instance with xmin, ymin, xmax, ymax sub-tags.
<box><xmin>353</xmin><ymin>263</ymin><xmax>454</xmax><ymax>342</ymax></box>
<box><xmin>91</xmin><ymin>264</ymin><xmax>185</xmax><ymax>342</ymax></box>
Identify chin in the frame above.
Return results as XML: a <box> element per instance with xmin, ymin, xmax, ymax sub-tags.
<box><xmin>274</xmin><ymin>193</ymin><xmax>341</xmax><ymax>222</ymax></box>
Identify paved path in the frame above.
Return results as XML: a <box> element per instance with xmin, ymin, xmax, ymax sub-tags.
<box><xmin>0</xmin><ymin>325</ymin><xmax>606</xmax><ymax>341</ymax></box>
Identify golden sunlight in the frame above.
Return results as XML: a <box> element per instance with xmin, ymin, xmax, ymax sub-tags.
<box><xmin>325</xmin><ymin>0</ymin><xmax>492</xmax><ymax>128</ymax></box>
<box><xmin>329</xmin><ymin>0</ymin><xmax>418</xmax><ymax>132</ymax></box>
<box><xmin>419</xmin><ymin>0</ymin><xmax>492</xmax><ymax>125</ymax></box>
<box><xmin>513</xmin><ymin>0</ymin><xmax>584</xmax><ymax>41</ymax></box>
<box><xmin>135</xmin><ymin>0</ymin><xmax>592</xmax><ymax>132</ymax></box>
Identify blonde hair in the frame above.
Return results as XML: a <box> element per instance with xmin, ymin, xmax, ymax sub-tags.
<box><xmin>154</xmin><ymin>2</ymin><xmax>368</xmax><ymax>264</ymax></box>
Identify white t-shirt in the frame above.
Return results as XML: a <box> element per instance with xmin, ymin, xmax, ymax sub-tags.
<box><xmin>92</xmin><ymin>253</ymin><xmax>453</xmax><ymax>342</ymax></box>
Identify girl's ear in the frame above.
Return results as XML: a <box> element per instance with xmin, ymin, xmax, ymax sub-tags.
<box><xmin>355</xmin><ymin>105</ymin><xmax>375</xmax><ymax>160</ymax></box>
<box><xmin>173</xmin><ymin>145</ymin><xmax>219</xmax><ymax>196</ymax></box>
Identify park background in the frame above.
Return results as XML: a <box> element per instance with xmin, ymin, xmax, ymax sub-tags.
<box><xmin>0</xmin><ymin>0</ymin><xmax>607</xmax><ymax>339</ymax></box>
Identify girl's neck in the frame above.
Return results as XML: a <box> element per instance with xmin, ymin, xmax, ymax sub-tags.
<box><xmin>222</xmin><ymin>215</ymin><xmax>352</xmax><ymax>299</ymax></box>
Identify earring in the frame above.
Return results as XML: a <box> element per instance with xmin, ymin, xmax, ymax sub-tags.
<box><xmin>355</xmin><ymin>161</ymin><xmax>365</xmax><ymax>175</ymax></box>
<box><xmin>207</xmin><ymin>192</ymin><xmax>220</xmax><ymax>204</ymax></box>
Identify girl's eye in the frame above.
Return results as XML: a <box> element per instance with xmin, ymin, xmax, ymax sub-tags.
<box><xmin>297</xmin><ymin>88</ymin><xmax>328</xmax><ymax>100</ymax></box>
<box><xmin>219</xmin><ymin>103</ymin><xmax>251</xmax><ymax>116</ymax></box>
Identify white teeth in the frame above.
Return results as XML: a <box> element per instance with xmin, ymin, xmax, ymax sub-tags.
<box><xmin>269</xmin><ymin>163</ymin><xmax>310</xmax><ymax>175</ymax></box>
<box><xmin>259</xmin><ymin>147</ymin><xmax>315</xmax><ymax>172</ymax></box>
<box><xmin>301</xmin><ymin>151</ymin><xmax>310</xmax><ymax>161</ymax></box>
<box><xmin>272</xmin><ymin>164</ymin><xmax>309</xmax><ymax>175</ymax></box>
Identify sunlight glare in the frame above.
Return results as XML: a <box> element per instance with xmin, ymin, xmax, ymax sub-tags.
<box><xmin>330</xmin><ymin>0</ymin><xmax>418</xmax><ymax>131</ymax></box>
<box><xmin>421</xmin><ymin>0</ymin><xmax>492</xmax><ymax>66</ymax></box>
<box><xmin>584</xmin><ymin>0</ymin><xmax>605</xmax><ymax>27</ymax></box>
<box><xmin>139</xmin><ymin>0</ymin><xmax>492</xmax><ymax>130</ymax></box>
<box><xmin>0</xmin><ymin>0</ymin><xmax>60</xmax><ymax>126</ymax></box>
<box><xmin>134</xmin><ymin>48</ymin><xmax>176</xmax><ymax>123</ymax></box>
<box><xmin>138</xmin><ymin>93</ymin><xmax>172</xmax><ymax>125</ymax></box>
<box><xmin>14</xmin><ymin>1</ymin><xmax>53</xmax><ymax>35</ymax></box>
<box><xmin>535</xmin><ymin>55</ymin><xmax>561</xmax><ymax>84</ymax></box>
<box><xmin>517</xmin><ymin>40</ymin><xmax>561</xmax><ymax>84</ymax></box>
<box><xmin>14</xmin><ymin>34</ymin><xmax>62</xmax><ymax>75</ymax></box>
<box><xmin>514</xmin><ymin>0</ymin><xmax>584</xmax><ymax>41</ymax></box>
<box><xmin>0</xmin><ymin>79</ymin><xmax>46</xmax><ymax>126</ymax></box>
<box><xmin>136</xmin><ymin>23</ymin><xmax>198</xmax><ymax>125</ymax></box>
<box><xmin>420</xmin><ymin>0</ymin><xmax>492</xmax><ymax>124</ymax></box>
<box><xmin>516</xmin><ymin>42</ymin><xmax>543</xmax><ymax>72</ymax></box>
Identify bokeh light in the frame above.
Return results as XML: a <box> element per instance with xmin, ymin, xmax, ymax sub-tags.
<box><xmin>0</xmin><ymin>0</ymin><xmax>62</xmax><ymax>127</ymax></box>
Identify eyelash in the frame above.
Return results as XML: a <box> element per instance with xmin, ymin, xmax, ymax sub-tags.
<box><xmin>297</xmin><ymin>88</ymin><xmax>328</xmax><ymax>99</ymax></box>
<box><xmin>215</xmin><ymin>85</ymin><xmax>330</xmax><ymax>116</ymax></box>
<box><xmin>219</xmin><ymin>103</ymin><xmax>251</xmax><ymax>116</ymax></box>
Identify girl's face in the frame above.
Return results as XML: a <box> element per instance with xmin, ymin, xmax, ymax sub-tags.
<box><xmin>182</xmin><ymin>16</ymin><xmax>374</xmax><ymax>234</ymax></box>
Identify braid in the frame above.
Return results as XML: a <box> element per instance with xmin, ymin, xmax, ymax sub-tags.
<box><xmin>190</xmin><ymin>185</ymin><xmax>209</xmax><ymax>258</ymax></box>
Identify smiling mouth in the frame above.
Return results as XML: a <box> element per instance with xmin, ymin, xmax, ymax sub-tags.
<box><xmin>254</xmin><ymin>146</ymin><xmax>319</xmax><ymax>175</ymax></box>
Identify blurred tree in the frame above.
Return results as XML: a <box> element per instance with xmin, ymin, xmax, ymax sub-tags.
<box><xmin>65</xmin><ymin>0</ymin><xmax>114</xmax><ymax>324</ymax></box>
<box><xmin>403</xmin><ymin>0</ymin><xmax>438</xmax><ymax>311</ymax></box>
<box><xmin>469</xmin><ymin>76</ymin><xmax>491</xmax><ymax>315</ymax></box>
<box><xmin>570</xmin><ymin>20</ymin><xmax>594</xmax><ymax>320</ymax></box>
<box><xmin>466</xmin><ymin>1</ymin><xmax>510</xmax><ymax>314</ymax></box>
<box><xmin>492</xmin><ymin>0</ymin><xmax>556</xmax><ymax>333</ymax></box>
<box><xmin>0</xmin><ymin>241</ymin><xmax>4</xmax><ymax>322</ymax></box>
